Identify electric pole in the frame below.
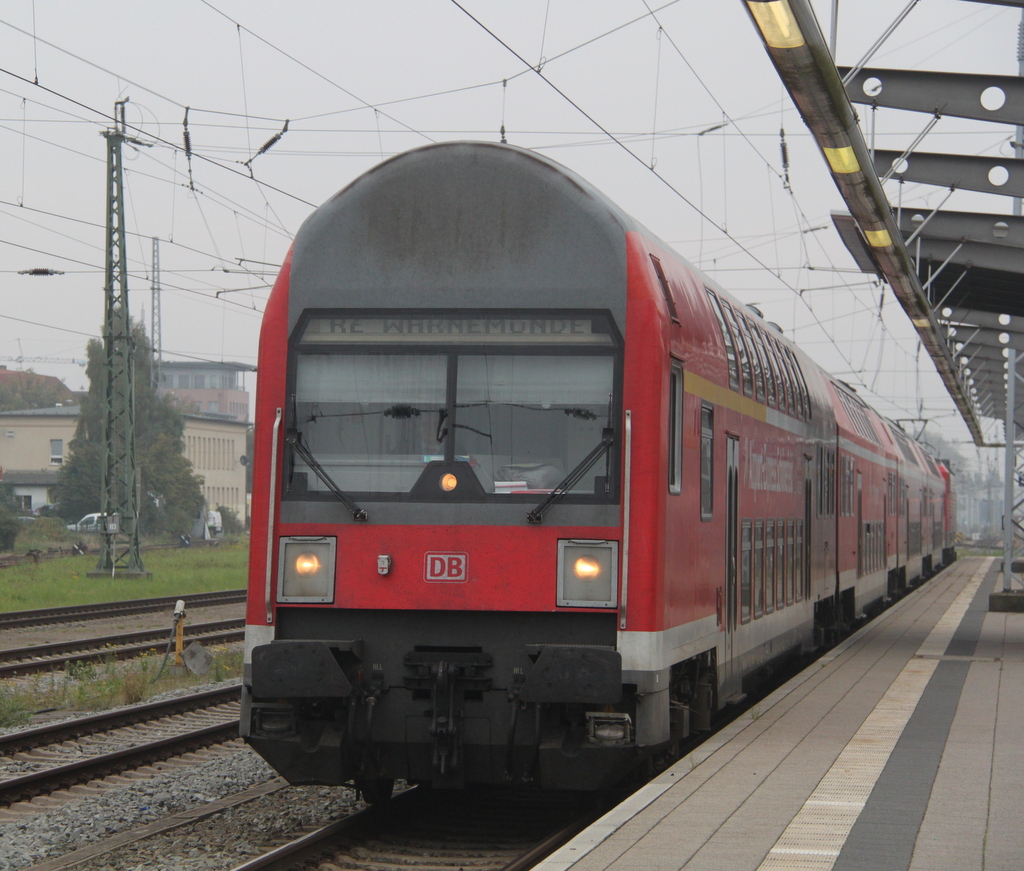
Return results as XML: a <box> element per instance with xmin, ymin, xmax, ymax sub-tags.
<box><xmin>93</xmin><ymin>99</ymin><xmax>150</xmax><ymax>578</ymax></box>
<box><xmin>151</xmin><ymin>237</ymin><xmax>162</xmax><ymax>390</ymax></box>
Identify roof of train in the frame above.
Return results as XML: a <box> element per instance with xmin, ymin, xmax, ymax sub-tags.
<box><xmin>288</xmin><ymin>141</ymin><xmax>642</xmax><ymax>333</ymax></box>
<box><xmin>282</xmin><ymin>141</ymin><xmax>946</xmax><ymax>478</ymax></box>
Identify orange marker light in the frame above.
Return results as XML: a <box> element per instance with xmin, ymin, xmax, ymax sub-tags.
<box><xmin>294</xmin><ymin>553</ymin><xmax>322</xmax><ymax>576</ymax></box>
<box><xmin>441</xmin><ymin>473</ymin><xmax>458</xmax><ymax>491</ymax></box>
<box><xmin>573</xmin><ymin>556</ymin><xmax>602</xmax><ymax>579</ymax></box>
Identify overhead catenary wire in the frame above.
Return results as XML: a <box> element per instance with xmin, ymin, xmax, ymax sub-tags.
<box><xmin>0</xmin><ymin>3</ymin><xmax>969</xmax><ymax>424</ymax></box>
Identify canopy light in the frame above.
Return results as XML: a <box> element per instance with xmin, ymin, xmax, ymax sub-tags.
<box><xmin>746</xmin><ymin>0</ymin><xmax>806</xmax><ymax>48</ymax></box>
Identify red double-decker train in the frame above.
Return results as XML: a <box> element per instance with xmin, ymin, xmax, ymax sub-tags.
<box><xmin>241</xmin><ymin>142</ymin><xmax>955</xmax><ymax>801</ymax></box>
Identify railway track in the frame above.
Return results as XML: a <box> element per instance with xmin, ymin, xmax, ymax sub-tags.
<box><xmin>0</xmin><ymin>618</ymin><xmax>245</xmax><ymax>679</ymax></box>
<box><xmin>0</xmin><ymin>686</ymin><xmax>241</xmax><ymax>809</ymax></box>
<box><xmin>0</xmin><ymin>588</ymin><xmax>246</xmax><ymax>630</ymax></box>
<box><xmin>0</xmin><ymin>685</ymin><xmax>239</xmax><ymax>756</ymax></box>
<box><xmin>229</xmin><ymin>785</ymin><xmax>606</xmax><ymax>871</ymax></box>
<box><xmin>1</xmin><ymin>686</ymin><xmax>607</xmax><ymax>871</ymax></box>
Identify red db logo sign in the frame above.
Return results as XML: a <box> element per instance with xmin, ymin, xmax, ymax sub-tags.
<box><xmin>425</xmin><ymin>553</ymin><xmax>468</xmax><ymax>582</ymax></box>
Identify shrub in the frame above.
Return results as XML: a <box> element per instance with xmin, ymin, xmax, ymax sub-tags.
<box><xmin>216</xmin><ymin>504</ymin><xmax>244</xmax><ymax>536</ymax></box>
<box><xmin>0</xmin><ymin>505</ymin><xmax>20</xmax><ymax>551</ymax></box>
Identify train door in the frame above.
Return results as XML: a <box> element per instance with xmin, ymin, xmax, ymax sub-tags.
<box><xmin>723</xmin><ymin>435</ymin><xmax>740</xmax><ymax>692</ymax></box>
<box><xmin>856</xmin><ymin>470</ymin><xmax>863</xmax><ymax>578</ymax></box>
<box><xmin>803</xmin><ymin>456</ymin><xmax>812</xmax><ymax>600</ymax></box>
<box><xmin>883</xmin><ymin>476</ymin><xmax>889</xmax><ymax>594</ymax></box>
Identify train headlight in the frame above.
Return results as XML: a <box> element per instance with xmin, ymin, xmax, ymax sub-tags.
<box><xmin>557</xmin><ymin>539</ymin><xmax>618</xmax><ymax>608</ymax></box>
<box><xmin>294</xmin><ymin>553</ymin><xmax>322</xmax><ymax>576</ymax></box>
<box><xmin>573</xmin><ymin>556</ymin><xmax>602</xmax><ymax>579</ymax></box>
<box><xmin>277</xmin><ymin>537</ymin><xmax>336</xmax><ymax>603</ymax></box>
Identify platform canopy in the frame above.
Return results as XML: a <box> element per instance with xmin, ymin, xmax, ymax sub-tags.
<box><xmin>839</xmin><ymin>65</ymin><xmax>1024</xmax><ymax>441</ymax></box>
<box><xmin>743</xmin><ymin>0</ymin><xmax>1024</xmax><ymax>447</ymax></box>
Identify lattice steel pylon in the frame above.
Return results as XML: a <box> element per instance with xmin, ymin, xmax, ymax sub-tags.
<box><xmin>94</xmin><ymin>100</ymin><xmax>149</xmax><ymax>577</ymax></box>
<box><xmin>151</xmin><ymin>237</ymin><xmax>162</xmax><ymax>391</ymax></box>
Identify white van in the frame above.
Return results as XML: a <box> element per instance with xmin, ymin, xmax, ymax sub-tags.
<box><xmin>68</xmin><ymin>513</ymin><xmax>103</xmax><ymax>533</ymax></box>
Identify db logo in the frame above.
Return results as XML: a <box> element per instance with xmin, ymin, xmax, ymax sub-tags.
<box><xmin>424</xmin><ymin>552</ymin><xmax>468</xmax><ymax>582</ymax></box>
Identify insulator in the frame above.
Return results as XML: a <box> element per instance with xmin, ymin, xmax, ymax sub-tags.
<box><xmin>251</xmin><ymin>120</ymin><xmax>289</xmax><ymax>162</ymax></box>
<box><xmin>255</xmin><ymin>132</ymin><xmax>282</xmax><ymax>157</ymax></box>
<box><xmin>183</xmin><ymin>107</ymin><xmax>192</xmax><ymax>157</ymax></box>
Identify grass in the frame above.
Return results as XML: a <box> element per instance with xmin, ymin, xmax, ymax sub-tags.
<box><xmin>13</xmin><ymin>517</ymin><xmax>83</xmax><ymax>552</ymax></box>
<box><xmin>0</xmin><ymin>544</ymin><xmax>250</xmax><ymax>727</ymax></box>
<box><xmin>0</xmin><ymin>542</ymin><xmax>249</xmax><ymax>612</ymax></box>
<box><xmin>0</xmin><ymin>646</ymin><xmax>245</xmax><ymax>728</ymax></box>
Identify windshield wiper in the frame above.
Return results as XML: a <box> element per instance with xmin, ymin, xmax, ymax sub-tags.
<box><xmin>288</xmin><ymin>432</ymin><xmax>368</xmax><ymax>522</ymax></box>
<box><xmin>527</xmin><ymin>428</ymin><xmax>614</xmax><ymax>524</ymax></box>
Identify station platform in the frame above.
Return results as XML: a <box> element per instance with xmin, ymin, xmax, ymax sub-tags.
<box><xmin>538</xmin><ymin>556</ymin><xmax>1023</xmax><ymax>871</ymax></box>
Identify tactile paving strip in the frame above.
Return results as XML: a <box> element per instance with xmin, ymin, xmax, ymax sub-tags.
<box><xmin>756</xmin><ymin>565</ymin><xmax>987</xmax><ymax>871</ymax></box>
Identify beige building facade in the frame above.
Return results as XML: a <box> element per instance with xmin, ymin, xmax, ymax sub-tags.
<box><xmin>0</xmin><ymin>406</ymin><xmax>248</xmax><ymax>521</ymax></box>
<box><xmin>182</xmin><ymin>414</ymin><xmax>250</xmax><ymax>523</ymax></box>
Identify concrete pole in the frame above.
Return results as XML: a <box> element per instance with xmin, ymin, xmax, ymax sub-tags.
<box><xmin>1005</xmin><ymin>348</ymin><xmax>1016</xmax><ymax>592</ymax></box>
<box><xmin>1015</xmin><ymin>10</ymin><xmax>1024</xmax><ymax>217</ymax></box>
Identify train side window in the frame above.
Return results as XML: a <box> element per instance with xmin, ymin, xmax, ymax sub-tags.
<box><xmin>650</xmin><ymin>255</ymin><xmax>680</xmax><ymax>323</ymax></box>
<box><xmin>741</xmin><ymin>520</ymin><xmax>752</xmax><ymax>624</ymax></box>
<box><xmin>706</xmin><ymin>288</ymin><xmax>740</xmax><ymax>391</ymax></box>
<box><xmin>750</xmin><ymin>323</ymin><xmax>776</xmax><ymax>408</ymax></box>
<box><xmin>770</xmin><ymin>335</ymin><xmax>786</xmax><ymax>413</ymax></box>
<box><xmin>840</xmin><ymin>456</ymin><xmax>854</xmax><ymax>517</ymax></box>
<box><xmin>778</xmin><ymin>518</ymin><xmax>789</xmax><ymax>609</ymax></box>
<box><xmin>700</xmin><ymin>403</ymin><xmax>714</xmax><ymax>520</ymax></box>
<box><xmin>754</xmin><ymin>519</ymin><xmax>764</xmax><ymax>618</ymax></box>
<box><xmin>668</xmin><ymin>361</ymin><xmax>683</xmax><ymax>494</ymax></box>
<box><xmin>795</xmin><ymin>518</ymin><xmax>805</xmax><ymax>602</ymax></box>
<box><xmin>722</xmin><ymin>302</ymin><xmax>754</xmax><ymax>397</ymax></box>
<box><xmin>786</xmin><ymin>346</ymin><xmax>812</xmax><ymax>421</ymax></box>
<box><xmin>761</xmin><ymin>331</ymin><xmax>782</xmax><ymax>411</ymax></box>
<box><xmin>827</xmin><ymin>450</ymin><xmax>835</xmax><ymax>516</ymax></box>
<box><xmin>786</xmin><ymin>517</ymin><xmax>794</xmax><ymax>605</ymax></box>
<box><xmin>774</xmin><ymin>336</ymin><xmax>799</xmax><ymax>417</ymax></box>
<box><xmin>818</xmin><ymin>448</ymin><xmax>835</xmax><ymax>517</ymax></box>
<box><xmin>765</xmin><ymin>519</ymin><xmax>775</xmax><ymax>614</ymax></box>
<box><xmin>816</xmin><ymin>446</ymin><xmax>823</xmax><ymax>515</ymax></box>
<box><xmin>738</xmin><ymin>315</ymin><xmax>766</xmax><ymax>403</ymax></box>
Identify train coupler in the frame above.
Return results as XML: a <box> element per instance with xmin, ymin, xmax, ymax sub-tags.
<box><xmin>403</xmin><ymin>650</ymin><xmax>492</xmax><ymax>786</ymax></box>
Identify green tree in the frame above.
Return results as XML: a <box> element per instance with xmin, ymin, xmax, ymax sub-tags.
<box><xmin>216</xmin><ymin>503</ymin><xmax>243</xmax><ymax>536</ymax></box>
<box><xmin>55</xmin><ymin>321</ymin><xmax>204</xmax><ymax>535</ymax></box>
<box><xmin>0</xmin><ymin>484</ymin><xmax>21</xmax><ymax>550</ymax></box>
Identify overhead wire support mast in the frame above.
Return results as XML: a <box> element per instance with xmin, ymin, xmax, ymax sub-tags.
<box><xmin>93</xmin><ymin>99</ymin><xmax>151</xmax><ymax>579</ymax></box>
<box><xmin>151</xmin><ymin>237</ymin><xmax>162</xmax><ymax>391</ymax></box>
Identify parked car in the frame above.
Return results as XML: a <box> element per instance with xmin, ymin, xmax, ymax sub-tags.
<box><xmin>67</xmin><ymin>513</ymin><xmax>103</xmax><ymax>533</ymax></box>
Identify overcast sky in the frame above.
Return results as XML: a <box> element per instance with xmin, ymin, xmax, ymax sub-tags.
<box><xmin>1</xmin><ymin>0</ymin><xmax>1019</xmax><ymax>457</ymax></box>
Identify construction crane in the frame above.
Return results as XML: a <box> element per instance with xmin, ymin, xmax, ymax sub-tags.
<box><xmin>0</xmin><ymin>356</ymin><xmax>88</xmax><ymax>367</ymax></box>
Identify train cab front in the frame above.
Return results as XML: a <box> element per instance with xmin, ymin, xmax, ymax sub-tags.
<box><xmin>241</xmin><ymin>309</ymin><xmax>649</xmax><ymax>792</ymax></box>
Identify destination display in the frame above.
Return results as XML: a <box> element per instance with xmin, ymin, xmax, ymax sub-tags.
<box><xmin>299</xmin><ymin>315</ymin><xmax>615</xmax><ymax>345</ymax></box>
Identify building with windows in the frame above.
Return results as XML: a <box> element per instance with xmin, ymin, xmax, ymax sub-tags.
<box><xmin>0</xmin><ymin>405</ymin><xmax>248</xmax><ymax>522</ymax></box>
<box><xmin>0</xmin><ymin>405</ymin><xmax>78</xmax><ymax>510</ymax></box>
<box><xmin>158</xmin><ymin>361</ymin><xmax>252</xmax><ymax>422</ymax></box>
<box><xmin>182</xmin><ymin>413</ymin><xmax>250</xmax><ymax>523</ymax></box>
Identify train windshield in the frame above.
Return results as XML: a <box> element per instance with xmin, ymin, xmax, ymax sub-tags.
<box><xmin>289</xmin><ymin>313</ymin><xmax>618</xmax><ymax>499</ymax></box>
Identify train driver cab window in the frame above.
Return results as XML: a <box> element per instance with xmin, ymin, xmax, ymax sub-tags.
<box><xmin>668</xmin><ymin>362</ymin><xmax>683</xmax><ymax>494</ymax></box>
<box><xmin>288</xmin><ymin>311</ymin><xmax>620</xmax><ymax>502</ymax></box>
